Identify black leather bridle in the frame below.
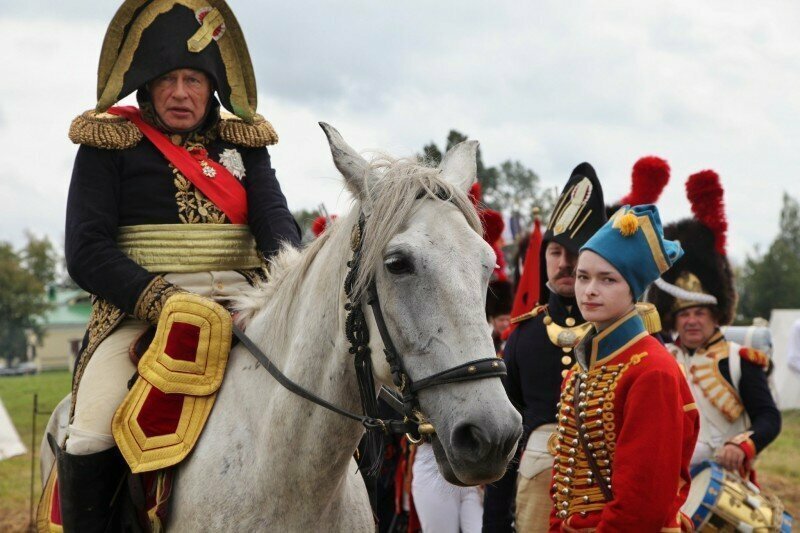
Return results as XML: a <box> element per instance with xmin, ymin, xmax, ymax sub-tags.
<box><xmin>233</xmin><ymin>208</ymin><xmax>506</xmax><ymax>463</ymax></box>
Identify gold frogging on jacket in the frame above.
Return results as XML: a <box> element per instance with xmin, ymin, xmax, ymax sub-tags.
<box><xmin>551</xmin><ymin>354</ymin><xmax>647</xmax><ymax>519</ymax></box>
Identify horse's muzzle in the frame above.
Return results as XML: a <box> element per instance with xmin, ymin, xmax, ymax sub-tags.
<box><xmin>432</xmin><ymin>414</ymin><xmax>522</xmax><ymax>486</ymax></box>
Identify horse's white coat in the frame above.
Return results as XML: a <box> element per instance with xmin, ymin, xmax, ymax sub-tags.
<box><xmin>43</xmin><ymin>125</ymin><xmax>522</xmax><ymax>531</ymax></box>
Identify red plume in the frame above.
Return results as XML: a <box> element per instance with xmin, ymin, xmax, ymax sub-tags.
<box><xmin>468</xmin><ymin>182</ymin><xmax>482</xmax><ymax>208</ymax></box>
<box><xmin>477</xmin><ymin>208</ymin><xmax>507</xmax><ymax>282</ymax></box>
<box><xmin>480</xmin><ymin>209</ymin><xmax>505</xmax><ymax>245</ymax></box>
<box><xmin>686</xmin><ymin>170</ymin><xmax>727</xmax><ymax>255</ymax></box>
<box><xmin>619</xmin><ymin>156</ymin><xmax>670</xmax><ymax>205</ymax></box>
<box><xmin>311</xmin><ymin>214</ymin><xmax>337</xmax><ymax>237</ymax></box>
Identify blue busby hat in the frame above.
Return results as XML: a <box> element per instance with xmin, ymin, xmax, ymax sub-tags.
<box><xmin>580</xmin><ymin>205</ymin><xmax>683</xmax><ymax>299</ymax></box>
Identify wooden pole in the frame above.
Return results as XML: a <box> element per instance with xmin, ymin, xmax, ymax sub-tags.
<box><xmin>29</xmin><ymin>393</ymin><xmax>38</xmax><ymax>530</ymax></box>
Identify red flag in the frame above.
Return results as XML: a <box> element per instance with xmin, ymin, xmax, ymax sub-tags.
<box><xmin>503</xmin><ymin>216</ymin><xmax>542</xmax><ymax>338</ymax></box>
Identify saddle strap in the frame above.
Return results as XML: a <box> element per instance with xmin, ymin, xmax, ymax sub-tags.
<box><xmin>573</xmin><ymin>373</ymin><xmax>614</xmax><ymax>502</ymax></box>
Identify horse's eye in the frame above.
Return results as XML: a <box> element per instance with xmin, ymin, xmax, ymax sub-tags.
<box><xmin>385</xmin><ymin>255</ymin><xmax>414</xmax><ymax>275</ymax></box>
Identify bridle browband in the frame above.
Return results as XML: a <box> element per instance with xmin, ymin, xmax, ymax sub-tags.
<box><xmin>234</xmin><ymin>204</ymin><xmax>506</xmax><ymax>459</ymax></box>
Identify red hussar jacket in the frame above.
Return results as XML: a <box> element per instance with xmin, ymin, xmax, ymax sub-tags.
<box><xmin>549</xmin><ymin>310</ymin><xmax>699</xmax><ymax>532</ymax></box>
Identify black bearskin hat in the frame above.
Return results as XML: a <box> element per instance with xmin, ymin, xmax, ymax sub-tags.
<box><xmin>487</xmin><ymin>280</ymin><xmax>514</xmax><ymax>319</ymax></box>
<box><xmin>646</xmin><ymin>170</ymin><xmax>736</xmax><ymax>332</ymax></box>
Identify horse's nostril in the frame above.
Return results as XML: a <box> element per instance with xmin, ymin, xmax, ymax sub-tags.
<box><xmin>451</xmin><ymin>423</ymin><xmax>487</xmax><ymax>456</ymax></box>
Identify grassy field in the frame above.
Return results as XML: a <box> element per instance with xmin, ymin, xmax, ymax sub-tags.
<box><xmin>757</xmin><ymin>409</ymin><xmax>800</xmax><ymax>519</ymax></box>
<box><xmin>0</xmin><ymin>372</ymin><xmax>798</xmax><ymax>531</ymax></box>
<box><xmin>0</xmin><ymin>371</ymin><xmax>71</xmax><ymax>533</ymax></box>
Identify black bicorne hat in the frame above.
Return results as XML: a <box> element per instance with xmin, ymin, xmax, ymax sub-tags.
<box><xmin>538</xmin><ymin>162</ymin><xmax>607</xmax><ymax>302</ymax></box>
<box><xmin>96</xmin><ymin>0</ymin><xmax>258</xmax><ymax>122</ymax></box>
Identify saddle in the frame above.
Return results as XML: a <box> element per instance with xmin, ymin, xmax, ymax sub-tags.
<box><xmin>39</xmin><ymin>294</ymin><xmax>232</xmax><ymax>532</ymax></box>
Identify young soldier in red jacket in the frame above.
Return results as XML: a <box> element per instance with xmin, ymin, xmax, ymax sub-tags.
<box><xmin>549</xmin><ymin>205</ymin><xmax>699</xmax><ymax>532</ymax></box>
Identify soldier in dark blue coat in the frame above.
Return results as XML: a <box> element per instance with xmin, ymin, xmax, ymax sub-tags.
<box><xmin>52</xmin><ymin>2</ymin><xmax>301</xmax><ymax>531</ymax></box>
<box><xmin>483</xmin><ymin>163</ymin><xmax>608</xmax><ymax>532</ymax></box>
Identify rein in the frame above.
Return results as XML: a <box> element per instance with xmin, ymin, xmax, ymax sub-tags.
<box><xmin>232</xmin><ymin>326</ymin><xmax>415</xmax><ymax>435</ymax></box>
<box><xmin>234</xmin><ymin>206</ymin><xmax>506</xmax><ymax>458</ymax></box>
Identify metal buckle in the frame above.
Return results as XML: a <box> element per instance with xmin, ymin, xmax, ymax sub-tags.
<box><xmin>404</xmin><ymin>415</ymin><xmax>423</xmax><ymax>444</ymax></box>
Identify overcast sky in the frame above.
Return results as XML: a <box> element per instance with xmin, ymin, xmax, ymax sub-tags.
<box><xmin>0</xmin><ymin>1</ymin><xmax>797</xmax><ymax>262</ymax></box>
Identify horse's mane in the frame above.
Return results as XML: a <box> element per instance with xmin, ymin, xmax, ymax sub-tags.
<box><xmin>233</xmin><ymin>154</ymin><xmax>482</xmax><ymax>335</ymax></box>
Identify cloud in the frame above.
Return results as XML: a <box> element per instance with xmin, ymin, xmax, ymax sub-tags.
<box><xmin>1</xmin><ymin>1</ymin><xmax>799</xmax><ymax>262</ymax></box>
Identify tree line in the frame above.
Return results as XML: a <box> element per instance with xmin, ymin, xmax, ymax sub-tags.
<box><xmin>0</xmin><ymin>233</ymin><xmax>59</xmax><ymax>366</ymax></box>
<box><xmin>737</xmin><ymin>193</ymin><xmax>800</xmax><ymax>322</ymax></box>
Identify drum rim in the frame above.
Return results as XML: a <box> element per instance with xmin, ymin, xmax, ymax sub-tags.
<box><xmin>685</xmin><ymin>460</ymin><xmax>724</xmax><ymax>528</ymax></box>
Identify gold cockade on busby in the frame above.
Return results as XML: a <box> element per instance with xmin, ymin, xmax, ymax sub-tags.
<box><xmin>646</xmin><ymin>170</ymin><xmax>737</xmax><ymax>332</ymax></box>
<box><xmin>96</xmin><ymin>0</ymin><xmax>258</xmax><ymax>122</ymax></box>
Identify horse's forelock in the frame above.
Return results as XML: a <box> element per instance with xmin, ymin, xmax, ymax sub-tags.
<box><xmin>351</xmin><ymin>154</ymin><xmax>482</xmax><ymax>299</ymax></box>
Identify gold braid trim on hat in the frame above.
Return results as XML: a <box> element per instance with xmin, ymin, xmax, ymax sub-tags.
<box><xmin>671</xmin><ymin>272</ymin><xmax>717</xmax><ymax>313</ymax></box>
<box><xmin>69</xmin><ymin>110</ymin><xmax>143</xmax><ymax>149</ymax></box>
<box><xmin>96</xmin><ymin>0</ymin><xmax>257</xmax><ymax>122</ymax></box>
<box><xmin>218</xmin><ymin>112</ymin><xmax>278</xmax><ymax>147</ymax></box>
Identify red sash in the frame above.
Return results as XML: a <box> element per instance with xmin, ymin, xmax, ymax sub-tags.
<box><xmin>108</xmin><ymin>106</ymin><xmax>248</xmax><ymax>224</ymax></box>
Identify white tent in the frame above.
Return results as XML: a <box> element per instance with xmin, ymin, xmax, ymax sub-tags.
<box><xmin>769</xmin><ymin>309</ymin><xmax>800</xmax><ymax>410</ymax></box>
<box><xmin>0</xmin><ymin>398</ymin><xmax>26</xmax><ymax>460</ymax></box>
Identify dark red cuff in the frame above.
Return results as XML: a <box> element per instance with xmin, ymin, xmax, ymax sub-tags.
<box><xmin>737</xmin><ymin>437</ymin><xmax>757</xmax><ymax>461</ymax></box>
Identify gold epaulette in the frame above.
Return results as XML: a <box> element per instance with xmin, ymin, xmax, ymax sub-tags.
<box><xmin>218</xmin><ymin>112</ymin><xmax>278</xmax><ymax>147</ymax></box>
<box><xmin>635</xmin><ymin>302</ymin><xmax>662</xmax><ymax>334</ymax></box>
<box><xmin>68</xmin><ymin>110</ymin><xmax>143</xmax><ymax>149</ymax></box>
<box><xmin>510</xmin><ymin>304</ymin><xmax>547</xmax><ymax>324</ymax></box>
<box><xmin>739</xmin><ymin>346</ymin><xmax>770</xmax><ymax>369</ymax></box>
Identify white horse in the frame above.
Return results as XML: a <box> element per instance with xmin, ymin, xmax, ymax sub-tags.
<box><xmin>43</xmin><ymin>124</ymin><xmax>522</xmax><ymax>531</ymax></box>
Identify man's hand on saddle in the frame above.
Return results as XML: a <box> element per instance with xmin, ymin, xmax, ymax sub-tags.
<box><xmin>716</xmin><ymin>443</ymin><xmax>746</xmax><ymax>473</ymax></box>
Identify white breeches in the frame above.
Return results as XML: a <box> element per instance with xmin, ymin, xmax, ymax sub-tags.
<box><xmin>411</xmin><ymin>443</ymin><xmax>484</xmax><ymax>533</ymax></box>
<box><xmin>66</xmin><ymin>271</ymin><xmax>251</xmax><ymax>455</ymax></box>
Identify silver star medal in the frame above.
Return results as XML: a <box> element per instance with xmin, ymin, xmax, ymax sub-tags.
<box><xmin>219</xmin><ymin>148</ymin><xmax>246</xmax><ymax>181</ymax></box>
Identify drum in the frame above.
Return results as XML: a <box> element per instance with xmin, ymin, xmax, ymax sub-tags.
<box><xmin>682</xmin><ymin>461</ymin><xmax>792</xmax><ymax>532</ymax></box>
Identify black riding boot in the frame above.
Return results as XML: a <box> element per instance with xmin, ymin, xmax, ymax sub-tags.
<box><xmin>49</xmin><ymin>433</ymin><xmax>128</xmax><ymax>533</ymax></box>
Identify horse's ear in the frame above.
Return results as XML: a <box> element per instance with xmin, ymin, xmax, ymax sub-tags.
<box><xmin>319</xmin><ymin>122</ymin><xmax>373</xmax><ymax>207</ymax></box>
<box><xmin>439</xmin><ymin>140</ymin><xmax>478</xmax><ymax>193</ymax></box>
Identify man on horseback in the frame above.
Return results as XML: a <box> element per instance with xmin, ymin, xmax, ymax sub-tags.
<box><xmin>55</xmin><ymin>1</ymin><xmax>300</xmax><ymax>530</ymax></box>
